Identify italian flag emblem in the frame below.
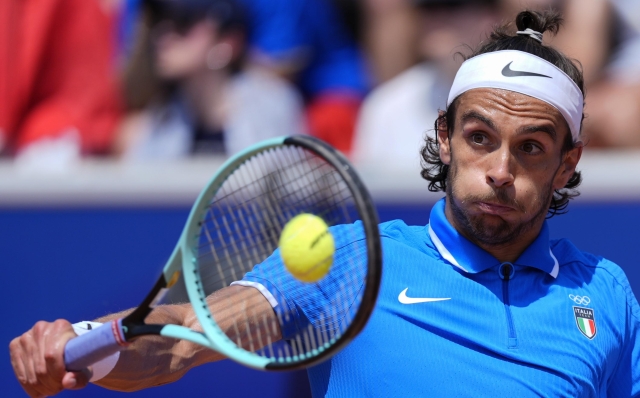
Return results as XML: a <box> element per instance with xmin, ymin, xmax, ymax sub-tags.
<box><xmin>574</xmin><ymin>306</ymin><xmax>596</xmax><ymax>339</ymax></box>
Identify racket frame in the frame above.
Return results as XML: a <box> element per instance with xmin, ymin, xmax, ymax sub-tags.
<box><xmin>180</xmin><ymin>135</ymin><xmax>382</xmax><ymax>370</ymax></box>
<box><xmin>65</xmin><ymin>135</ymin><xmax>382</xmax><ymax>372</ymax></box>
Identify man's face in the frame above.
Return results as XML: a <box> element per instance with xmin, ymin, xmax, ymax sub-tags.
<box><xmin>438</xmin><ymin>88</ymin><xmax>581</xmax><ymax>248</ymax></box>
<box><xmin>152</xmin><ymin>19</ymin><xmax>220</xmax><ymax>80</ymax></box>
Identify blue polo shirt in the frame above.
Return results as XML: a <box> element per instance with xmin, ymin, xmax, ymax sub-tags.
<box><xmin>241</xmin><ymin>198</ymin><xmax>640</xmax><ymax>397</ymax></box>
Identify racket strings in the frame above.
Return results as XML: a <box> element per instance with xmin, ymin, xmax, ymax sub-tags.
<box><xmin>203</xmin><ymin>160</ymin><xmax>350</xmax><ymax>246</ymax></box>
<box><xmin>198</xmin><ymin>150</ymin><xmax>354</xmax><ymax>290</ymax></box>
<box><xmin>204</xmin><ymin>147</ymin><xmax>339</xmax><ymax>212</ymax></box>
<box><xmin>198</xmin><ymin>192</ymin><xmax>355</xmax><ymax>290</ymax></box>
<box><xmin>196</xmin><ymin>145</ymin><xmax>368</xmax><ymax>362</ymax></box>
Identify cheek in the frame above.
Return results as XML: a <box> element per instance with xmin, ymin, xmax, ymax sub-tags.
<box><xmin>513</xmin><ymin>173</ymin><xmax>554</xmax><ymax>209</ymax></box>
<box><xmin>525</xmin><ymin>161</ymin><xmax>564</xmax><ymax>197</ymax></box>
<box><xmin>449</xmin><ymin>157</ymin><xmax>487</xmax><ymax>194</ymax></box>
<box><xmin>514</xmin><ymin>179</ymin><xmax>539</xmax><ymax>200</ymax></box>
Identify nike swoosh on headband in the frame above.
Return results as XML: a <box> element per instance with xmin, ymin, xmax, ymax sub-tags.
<box><xmin>398</xmin><ymin>288</ymin><xmax>450</xmax><ymax>304</ymax></box>
<box><xmin>501</xmin><ymin>62</ymin><xmax>552</xmax><ymax>78</ymax></box>
<box><xmin>448</xmin><ymin>50</ymin><xmax>583</xmax><ymax>142</ymax></box>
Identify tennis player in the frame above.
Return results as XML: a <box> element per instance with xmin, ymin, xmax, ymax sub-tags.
<box><xmin>10</xmin><ymin>9</ymin><xmax>640</xmax><ymax>397</ymax></box>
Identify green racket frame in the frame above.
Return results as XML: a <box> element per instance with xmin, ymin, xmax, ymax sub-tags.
<box><xmin>64</xmin><ymin>135</ymin><xmax>381</xmax><ymax>372</ymax></box>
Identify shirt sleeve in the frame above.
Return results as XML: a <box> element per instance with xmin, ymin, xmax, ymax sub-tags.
<box><xmin>239</xmin><ymin>221</ymin><xmax>369</xmax><ymax>340</ymax></box>
<box><xmin>607</xmin><ymin>281</ymin><xmax>640</xmax><ymax>397</ymax></box>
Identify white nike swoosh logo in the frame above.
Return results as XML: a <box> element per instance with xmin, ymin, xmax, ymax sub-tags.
<box><xmin>398</xmin><ymin>288</ymin><xmax>451</xmax><ymax>304</ymax></box>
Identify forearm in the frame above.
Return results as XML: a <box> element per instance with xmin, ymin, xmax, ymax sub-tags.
<box><xmin>11</xmin><ymin>286</ymin><xmax>280</xmax><ymax>395</ymax></box>
<box><xmin>92</xmin><ymin>304</ymin><xmax>224</xmax><ymax>392</ymax></box>
<box><xmin>89</xmin><ymin>286</ymin><xmax>279</xmax><ymax>391</ymax></box>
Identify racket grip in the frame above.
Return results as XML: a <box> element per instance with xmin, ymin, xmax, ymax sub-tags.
<box><xmin>64</xmin><ymin>319</ymin><xmax>129</xmax><ymax>371</ymax></box>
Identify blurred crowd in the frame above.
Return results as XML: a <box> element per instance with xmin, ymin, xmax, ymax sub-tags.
<box><xmin>1</xmin><ymin>0</ymin><xmax>639</xmax><ymax>170</ymax></box>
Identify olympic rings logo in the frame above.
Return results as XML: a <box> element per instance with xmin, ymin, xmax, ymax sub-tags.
<box><xmin>569</xmin><ymin>294</ymin><xmax>590</xmax><ymax>305</ymax></box>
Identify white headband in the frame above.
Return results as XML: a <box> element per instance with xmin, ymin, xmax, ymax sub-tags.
<box><xmin>447</xmin><ymin>50</ymin><xmax>583</xmax><ymax>142</ymax></box>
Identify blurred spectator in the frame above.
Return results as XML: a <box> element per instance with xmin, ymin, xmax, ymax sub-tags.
<box><xmin>0</xmin><ymin>0</ymin><xmax>122</xmax><ymax>167</ymax></box>
<box><xmin>360</xmin><ymin>0</ymin><xmax>421</xmax><ymax>84</ymax></box>
<box><xmin>352</xmin><ymin>0</ymin><xmax>501</xmax><ymax>169</ymax></box>
<box><xmin>237</xmin><ymin>0</ymin><xmax>371</xmax><ymax>155</ymax></box>
<box><xmin>501</xmin><ymin>0</ymin><xmax>640</xmax><ymax>147</ymax></box>
<box><xmin>554</xmin><ymin>0</ymin><xmax>640</xmax><ymax>147</ymax></box>
<box><xmin>117</xmin><ymin>0</ymin><xmax>369</xmax><ymax>156</ymax></box>
<box><xmin>115</xmin><ymin>0</ymin><xmax>306</xmax><ymax>159</ymax></box>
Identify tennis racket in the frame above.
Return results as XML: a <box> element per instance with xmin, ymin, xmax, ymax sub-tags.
<box><xmin>64</xmin><ymin>135</ymin><xmax>382</xmax><ymax>371</ymax></box>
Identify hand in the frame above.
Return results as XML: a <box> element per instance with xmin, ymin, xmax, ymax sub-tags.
<box><xmin>9</xmin><ymin>319</ymin><xmax>92</xmax><ymax>397</ymax></box>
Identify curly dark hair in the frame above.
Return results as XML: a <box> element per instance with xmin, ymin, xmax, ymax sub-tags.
<box><xmin>420</xmin><ymin>9</ymin><xmax>584</xmax><ymax>217</ymax></box>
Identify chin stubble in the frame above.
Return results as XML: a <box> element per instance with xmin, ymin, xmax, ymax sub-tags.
<box><xmin>445</xmin><ymin>164</ymin><xmax>554</xmax><ymax>247</ymax></box>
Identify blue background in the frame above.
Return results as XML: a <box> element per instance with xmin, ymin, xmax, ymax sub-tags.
<box><xmin>3</xmin><ymin>200</ymin><xmax>639</xmax><ymax>397</ymax></box>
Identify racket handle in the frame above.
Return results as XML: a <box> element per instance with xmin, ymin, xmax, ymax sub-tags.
<box><xmin>64</xmin><ymin>319</ymin><xmax>129</xmax><ymax>371</ymax></box>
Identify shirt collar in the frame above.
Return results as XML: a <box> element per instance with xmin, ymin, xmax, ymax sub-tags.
<box><xmin>428</xmin><ymin>198</ymin><xmax>559</xmax><ymax>278</ymax></box>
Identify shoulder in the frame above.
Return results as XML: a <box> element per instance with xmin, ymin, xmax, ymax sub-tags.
<box><xmin>353</xmin><ymin>64</ymin><xmax>440</xmax><ymax>165</ymax></box>
<box><xmin>552</xmin><ymin>238</ymin><xmax>640</xmax><ymax>320</ymax></box>
<box><xmin>331</xmin><ymin>219</ymin><xmax>424</xmax><ymax>247</ymax></box>
<box><xmin>378</xmin><ymin>220</ymin><xmax>431</xmax><ymax>249</ymax></box>
<box><xmin>364</xmin><ymin>64</ymin><xmax>438</xmax><ymax>104</ymax></box>
<box><xmin>225</xmin><ymin>69</ymin><xmax>306</xmax><ymax>151</ymax></box>
<box><xmin>553</xmin><ymin>238</ymin><xmax>628</xmax><ymax>284</ymax></box>
<box><xmin>379</xmin><ymin>219</ymin><xmax>420</xmax><ymax>236</ymax></box>
<box><xmin>357</xmin><ymin>64</ymin><xmax>438</xmax><ymax>124</ymax></box>
<box><xmin>356</xmin><ymin>64</ymin><xmax>437</xmax><ymax>126</ymax></box>
<box><xmin>230</xmin><ymin>69</ymin><xmax>304</xmax><ymax>107</ymax></box>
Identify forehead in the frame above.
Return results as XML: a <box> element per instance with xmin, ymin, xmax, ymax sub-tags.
<box><xmin>454</xmin><ymin>88</ymin><xmax>570</xmax><ymax>138</ymax></box>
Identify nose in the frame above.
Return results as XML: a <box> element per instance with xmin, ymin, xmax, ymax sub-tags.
<box><xmin>486</xmin><ymin>147</ymin><xmax>514</xmax><ymax>188</ymax></box>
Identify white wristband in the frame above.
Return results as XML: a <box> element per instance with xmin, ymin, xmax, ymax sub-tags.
<box><xmin>71</xmin><ymin>321</ymin><xmax>120</xmax><ymax>381</ymax></box>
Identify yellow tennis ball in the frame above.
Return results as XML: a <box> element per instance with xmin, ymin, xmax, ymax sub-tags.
<box><xmin>279</xmin><ymin>214</ymin><xmax>335</xmax><ymax>283</ymax></box>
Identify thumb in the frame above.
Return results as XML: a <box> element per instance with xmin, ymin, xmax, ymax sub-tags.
<box><xmin>61</xmin><ymin>367</ymin><xmax>92</xmax><ymax>390</ymax></box>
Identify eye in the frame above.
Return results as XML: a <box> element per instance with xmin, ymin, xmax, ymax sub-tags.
<box><xmin>521</xmin><ymin>142</ymin><xmax>542</xmax><ymax>155</ymax></box>
<box><xmin>470</xmin><ymin>133</ymin><xmax>488</xmax><ymax>145</ymax></box>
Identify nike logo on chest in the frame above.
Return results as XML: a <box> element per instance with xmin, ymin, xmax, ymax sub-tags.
<box><xmin>398</xmin><ymin>288</ymin><xmax>451</xmax><ymax>304</ymax></box>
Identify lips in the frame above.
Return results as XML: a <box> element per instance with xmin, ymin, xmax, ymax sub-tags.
<box><xmin>476</xmin><ymin>201</ymin><xmax>515</xmax><ymax>215</ymax></box>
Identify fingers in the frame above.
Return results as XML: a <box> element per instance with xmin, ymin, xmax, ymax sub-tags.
<box><xmin>62</xmin><ymin>368</ymin><xmax>91</xmax><ymax>390</ymax></box>
<box><xmin>9</xmin><ymin>319</ymin><xmax>86</xmax><ymax>397</ymax></box>
<box><xmin>41</xmin><ymin>321</ymin><xmax>68</xmax><ymax>393</ymax></box>
<box><xmin>44</xmin><ymin>320</ymin><xmax>77</xmax><ymax>378</ymax></box>
<box><xmin>10</xmin><ymin>332</ymin><xmax>55</xmax><ymax>397</ymax></box>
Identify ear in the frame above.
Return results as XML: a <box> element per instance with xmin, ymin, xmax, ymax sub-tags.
<box><xmin>437</xmin><ymin>110</ymin><xmax>451</xmax><ymax>165</ymax></box>
<box><xmin>553</xmin><ymin>142</ymin><xmax>583</xmax><ymax>190</ymax></box>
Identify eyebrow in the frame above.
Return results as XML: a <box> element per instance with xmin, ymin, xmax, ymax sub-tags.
<box><xmin>516</xmin><ymin>124</ymin><xmax>557</xmax><ymax>142</ymax></box>
<box><xmin>461</xmin><ymin>110</ymin><xmax>498</xmax><ymax>132</ymax></box>
<box><xmin>460</xmin><ymin>110</ymin><xmax>557</xmax><ymax>142</ymax></box>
